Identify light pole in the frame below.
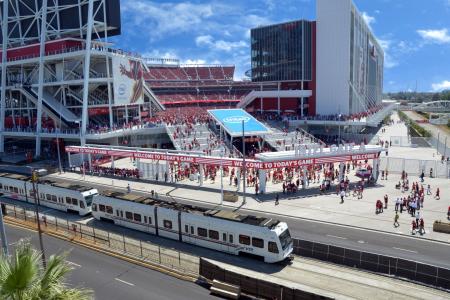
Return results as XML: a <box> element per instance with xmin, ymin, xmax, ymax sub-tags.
<box><xmin>242</xmin><ymin>120</ymin><xmax>246</xmax><ymax>205</ymax></box>
<box><xmin>0</xmin><ymin>198</ymin><xmax>9</xmax><ymax>256</ymax></box>
<box><xmin>31</xmin><ymin>170</ymin><xmax>46</xmax><ymax>268</ymax></box>
<box><xmin>220</xmin><ymin>145</ymin><xmax>225</xmax><ymax>206</ymax></box>
<box><xmin>338</xmin><ymin>113</ymin><xmax>342</xmax><ymax>144</ymax></box>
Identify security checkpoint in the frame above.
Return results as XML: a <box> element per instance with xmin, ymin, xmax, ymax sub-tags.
<box><xmin>65</xmin><ymin>143</ymin><xmax>383</xmax><ymax>195</ymax></box>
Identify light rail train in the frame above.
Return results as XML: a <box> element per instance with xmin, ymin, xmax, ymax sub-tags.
<box><xmin>92</xmin><ymin>191</ymin><xmax>293</xmax><ymax>263</ymax></box>
<box><xmin>0</xmin><ymin>173</ymin><xmax>98</xmax><ymax>216</ymax></box>
<box><xmin>0</xmin><ymin>173</ymin><xmax>293</xmax><ymax>263</ymax></box>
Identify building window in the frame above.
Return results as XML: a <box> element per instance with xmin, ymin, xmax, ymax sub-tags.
<box><xmin>239</xmin><ymin>235</ymin><xmax>250</xmax><ymax>245</ymax></box>
<box><xmin>197</xmin><ymin>227</ymin><xmax>207</xmax><ymax>237</ymax></box>
<box><xmin>209</xmin><ymin>230</ymin><xmax>219</xmax><ymax>240</ymax></box>
<box><xmin>252</xmin><ymin>238</ymin><xmax>264</xmax><ymax>248</ymax></box>
<box><xmin>125</xmin><ymin>211</ymin><xmax>133</xmax><ymax>220</ymax></box>
<box><xmin>268</xmin><ymin>242</ymin><xmax>279</xmax><ymax>253</ymax></box>
<box><xmin>133</xmin><ymin>213</ymin><xmax>142</xmax><ymax>222</ymax></box>
<box><xmin>163</xmin><ymin>220</ymin><xmax>172</xmax><ymax>229</ymax></box>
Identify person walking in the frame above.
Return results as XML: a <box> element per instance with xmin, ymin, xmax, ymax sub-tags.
<box><xmin>275</xmin><ymin>194</ymin><xmax>279</xmax><ymax>206</ymax></box>
<box><xmin>340</xmin><ymin>190</ymin><xmax>345</xmax><ymax>204</ymax></box>
<box><xmin>384</xmin><ymin>194</ymin><xmax>388</xmax><ymax>209</ymax></box>
<box><xmin>395</xmin><ymin>197</ymin><xmax>400</xmax><ymax>212</ymax></box>
<box><xmin>127</xmin><ymin>183</ymin><xmax>131</xmax><ymax>193</ymax></box>
<box><xmin>394</xmin><ymin>212</ymin><xmax>400</xmax><ymax>227</ymax></box>
<box><xmin>426</xmin><ymin>184</ymin><xmax>431</xmax><ymax>195</ymax></box>
<box><xmin>435</xmin><ymin>187</ymin><xmax>440</xmax><ymax>200</ymax></box>
<box><xmin>415</xmin><ymin>210</ymin><xmax>420</xmax><ymax>228</ymax></box>
<box><xmin>419</xmin><ymin>218</ymin><xmax>425</xmax><ymax>234</ymax></box>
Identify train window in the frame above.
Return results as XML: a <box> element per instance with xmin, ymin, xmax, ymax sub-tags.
<box><xmin>144</xmin><ymin>216</ymin><xmax>147</xmax><ymax>223</ymax></box>
<box><xmin>190</xmin><ymin>226</ymin><xmax>194</xmax><ymax>234</ymax></box>
<box><xmin>209</xmin><ymin>230</ymin><xmax>219</xmax><ymax>240</ymax></box>
<box><xmin>51</xmin><ymin>195</ymin><xmax>57</xmax><ymax>202</ymax></box>
<box><xmin>134</xmin><ymin>213</ymin><xmax>142</xmax><ymax>222</ymax></box>
<box><xmin>0</xmin><ymin>183</ymin><xmax>2</xmax><ymax>189</ymax></box>
<box><xmin>13</xmin><ymin>187</ymin><xmax>18</xmax><ymax>194</ymax></box>
<box><xmin>46</xmin><ymin>194</ymin><xmax>51</xmax><ymax>201</ymax></box>
<box><xmin>20</xmin><ymin>189</ymin><xmax>23</xmax><ymax>195</ymax></box>
<box><xmin>239</xmin><ymin>235</ymin><xmax>250</xmax><ymax>245</ymax></box>
<box><xmin>92</xmin><ymin>204</ymin><xmax>97</xmax><ymax>211</ymax></box>
<box><xmin>116</xmin><ymin>210</ymin><xmax>119</xmax><ymax>217</ymax></box>
<box><xmin>120</xmin><ymin>211</ymin><xmax>123</xmax><ymax>218</ymax></box>
<box><xmin>222</xmin><ymin>233</ymin><xmax>227</xmax><ymax>242</ymax></box>
<box><xmin>80</xmin><ymin>201</ymin><xmax>85</xmax><ymax>209</ymax></box>
<box><xmin>84</xmin><ymin>195</ymin><xmax>93</xmax><ymax>205</ymax></box>
<box><xmin>229</xmin><ymin>235</ymin><xmax>233</xmax><ymax>243</ymax></box>
<box><xmin>72</xmin><ymin>199</ymin><xmax>78</xmax><ymax>206</ymax></box>
<box><xmin>252</xmin><ymin>238</ymin><xmax>264</xmax><ymax>248</ymax></box>
<box><xmin>125</xmin><ymin>211</ymin><xmax>133</xmax><ymax>220</ymax></box>
<box><xmin>197</xmin><ymin>228</ymin><xmax>207</xmax><ymax>237</ymax></box>
<box><xmin>148</xmin><ymin>217</ymin><xmax>152</xmax><ymax>224</ymax></box>
<box><xmin>163</xmin><ymin>220</ymin><xmax>172</xmax><ymax>229</ymax></box>
<box><xmin>99</xmin><ymin>204</ymin><xmax>105</xmax><ymax>212</ymax></box>
<box><xmin>268</xmin><ymin>242</ymin><xmax>279</xmax><ymax>253</ymax></box>
<box><xmin>185</xmin><ymin>225</ymin><xmax>188</xmax><ymax>233</ymax></box>
<box><xmin>66</xmin><ymin>197</ymin><xmax>71</xmax><ymax>204</ymax></box>
<box><xmin>106</xmin><ymin>206</ymin><xmax>113</xmax><ymax>214</ymax></box>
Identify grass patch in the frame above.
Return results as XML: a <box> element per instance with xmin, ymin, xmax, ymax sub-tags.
<box><xmin>398</xmin><ymin>110</ymin><xmax>432</xmax><ymax>138</ymax></box>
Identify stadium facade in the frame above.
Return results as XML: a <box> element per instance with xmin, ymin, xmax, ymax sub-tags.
<box><xmin>0</xmin><ymin>0</ymin><xmax>384</xmax><ymax>158</ymax></box>
<box><xmin>244</xmin><ymin>0</ymin><xmax>384</xmax><ymax>117</ymax></box>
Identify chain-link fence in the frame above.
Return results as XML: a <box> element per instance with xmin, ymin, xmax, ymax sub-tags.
<box><xmin>3</xmin><ymin>204</ymin><xmax>199</xmax><ymax>276</ymax></box>
<box><xmin>379</xmin><ymin>157</ymin><xmax>449</xmax><ymax>178</ymax></box>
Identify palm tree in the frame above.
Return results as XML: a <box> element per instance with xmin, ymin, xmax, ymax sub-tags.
<box><xmin>0</xmin><ymin>239</ymin><xmax>93</xmax><ymax>300</ymax></box>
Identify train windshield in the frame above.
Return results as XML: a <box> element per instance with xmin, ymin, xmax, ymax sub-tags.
<box><xmin>84</xmin><ymin>195</ymin><xmax>94</xmax><ymax>206</ymax></box>
<box><xmin>279</xmin><ymin>229</ymin><xmax>292</xmax><ymax>250</ymax></box>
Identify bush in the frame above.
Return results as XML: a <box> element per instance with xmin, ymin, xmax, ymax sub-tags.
<box><xmin>398</xmin><ymin>110</ymin><xmax>432</xmax><ymax>138</ymax></box>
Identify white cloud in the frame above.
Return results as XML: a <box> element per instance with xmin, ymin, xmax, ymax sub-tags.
<box><xmin>195</xmin><ymin>35</ymin><xmax>247</xmax><ymax>52</ymax></box>
<box><xmin>122</xmin><ymin>0</ymin><xmax>216</xmax><ymax>39</ymax></box>
<box><xmin>417</xmin><ymin>28</ymin><xmax>450</xmax><ymax>44</ymax></box>
<box><xmin>431</xmin><ymin>80</ymin><xmax>450</xmax><ymax>91</ymax></box>
<box><xmin>183</xmin><ymin>59</ymin><xmax>207</xmax><ymax>65</ymax></box>
<box><xmin>378</xmin><ymin>39</ymin><xmax>398</xmax><ymax>68</ymax></box>
<box><xmin>362</xmin><ymin>12</ymin><xmax>375</xmax><ymax>29</ymax></box>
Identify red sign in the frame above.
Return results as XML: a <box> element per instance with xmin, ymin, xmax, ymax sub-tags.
<box><xmin>65</xmin><ymin>146</ymin><xmax>381</xmax><ymax>170</ymax></box>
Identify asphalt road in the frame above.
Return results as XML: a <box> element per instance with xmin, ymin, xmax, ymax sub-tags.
<box><xmin>4</xmin><ymin>224</ymin><xmax>218</xmax><ymax>300</ymax></box>
<box><xmin>46</xmin><ymin>176</ymin><xmax>450</xmax><ymax>269</ymax></box>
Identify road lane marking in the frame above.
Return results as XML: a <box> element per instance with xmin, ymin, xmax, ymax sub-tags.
<box><xmin>357</xmin><ymin>240</ymin><xmax>365</xmax><ymax>244</ymax></box>
<box><xmin>115</xmin><ymin>278</ymin><xmax>135</xmax><ymax>286</ymax></box>
<box><xmin>326</xmin><ymin>234</ymin><xmax>347</xmax><ymax>240</ymax></box>
<box><xmin>393</xmin><ymin>247</ymin><xmax>418</xmax><ymax>253</ymax></box>
<box><xmin>67</xmin><ymin>261</ymin><xmax>82</xmax><ymax>268</ymax></box>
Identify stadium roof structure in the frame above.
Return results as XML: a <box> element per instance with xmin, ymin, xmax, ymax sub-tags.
<box><xmin>208</xmin><ymin>109</ymin><xmax>271</xmax><ymax>137</ymax></box>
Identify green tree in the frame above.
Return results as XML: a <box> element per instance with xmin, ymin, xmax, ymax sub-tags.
<box><xmin>0</xmin><ymin>240</ymin><xmax>93</xmax><ymax>300</ymax></box>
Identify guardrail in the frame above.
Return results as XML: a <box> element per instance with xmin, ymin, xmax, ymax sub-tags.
<box><xmin>292</xmin><ymin>238</ymin><xmax>450</xmax><ymax>290</ymax></box>
<box><xmin>2</xmin><ymin>203</ymin><xmax>199</xmax><ymax>277</ymax></box>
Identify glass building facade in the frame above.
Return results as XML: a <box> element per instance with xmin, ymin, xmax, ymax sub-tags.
<box><xmin>251</xmin><ymin>20</ymin><xmax>313</xmax><ymax>82</ymax></box>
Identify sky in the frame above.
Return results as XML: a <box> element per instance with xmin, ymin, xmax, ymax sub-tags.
<box><xmin>111</xmin><ymin>0</ymin><xmax>450</xmax><ymax>93</ymax></box>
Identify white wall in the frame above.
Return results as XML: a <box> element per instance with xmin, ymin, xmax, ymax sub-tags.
<box><xmin>316</xmin><ymin>0</ymin><xmax>352</xmax><ymax>116</ymax></box>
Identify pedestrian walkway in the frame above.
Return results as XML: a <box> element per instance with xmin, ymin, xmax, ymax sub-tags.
<box><xmin>46</xmin><ymin>170</ymin><xmax>450</xmax><ymax>244</ymax></box>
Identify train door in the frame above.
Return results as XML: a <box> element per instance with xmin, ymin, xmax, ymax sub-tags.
<box><xmin>183</xmin><ymin>223</ymin><xmax>195</xmax><ymax>245</ymax></box>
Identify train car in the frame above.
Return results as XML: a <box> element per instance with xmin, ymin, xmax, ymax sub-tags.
<box><xmin>92</xmin><ymin>191</ymin><xmax>293</xmax><ymax>263</ymax></box>
<box><xmin>0</xmin><ymin>173</ymin><xmax>97</xmax><ymax>216</ymax></box>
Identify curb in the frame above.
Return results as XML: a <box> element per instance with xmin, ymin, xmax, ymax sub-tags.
<box><xmin>4</xmin><ymin>217</ymin><xmax>199</xmax><ymax>283</ymax></box>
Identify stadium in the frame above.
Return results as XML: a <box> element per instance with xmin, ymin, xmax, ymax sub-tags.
<box><xmin>0</xmin><ymin>0</ymin><xmax>391</xmax><ymax>163</ymax></box>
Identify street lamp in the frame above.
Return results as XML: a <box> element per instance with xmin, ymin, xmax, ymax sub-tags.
<box><xmin>338</xmin><ymin>113</ymin><xmax>342</xmax><ymax>144</ymax></box>
<box><xmin>31</xmin><ymin>169</ymin><xmax>46</xmax><ymax>268</ymax></box>
<box><xmin>242</xmin><ymin>120</ymin><xmax>246</xmax><ymax>205</ymax></box>
<box><xmin>220</xmin><ymin>145</ymin><xmax>225</xmax><ymax>206</ymax></box>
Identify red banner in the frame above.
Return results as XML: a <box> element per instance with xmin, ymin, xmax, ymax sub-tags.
<box><xmin>65</xmin><ymin>146</ymin><xmax>381</xmax><ymax>170</ymax></box>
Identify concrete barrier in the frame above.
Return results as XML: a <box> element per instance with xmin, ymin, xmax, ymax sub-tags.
<box><xmin>293</xmin><ymin>238</ymin><xmax>450</xmax><ymax>290</ymax></box>
<box><xmin>433</xmin><ymin>221</ymin><xmax>450</xmax><ymax>234</ymax></box>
